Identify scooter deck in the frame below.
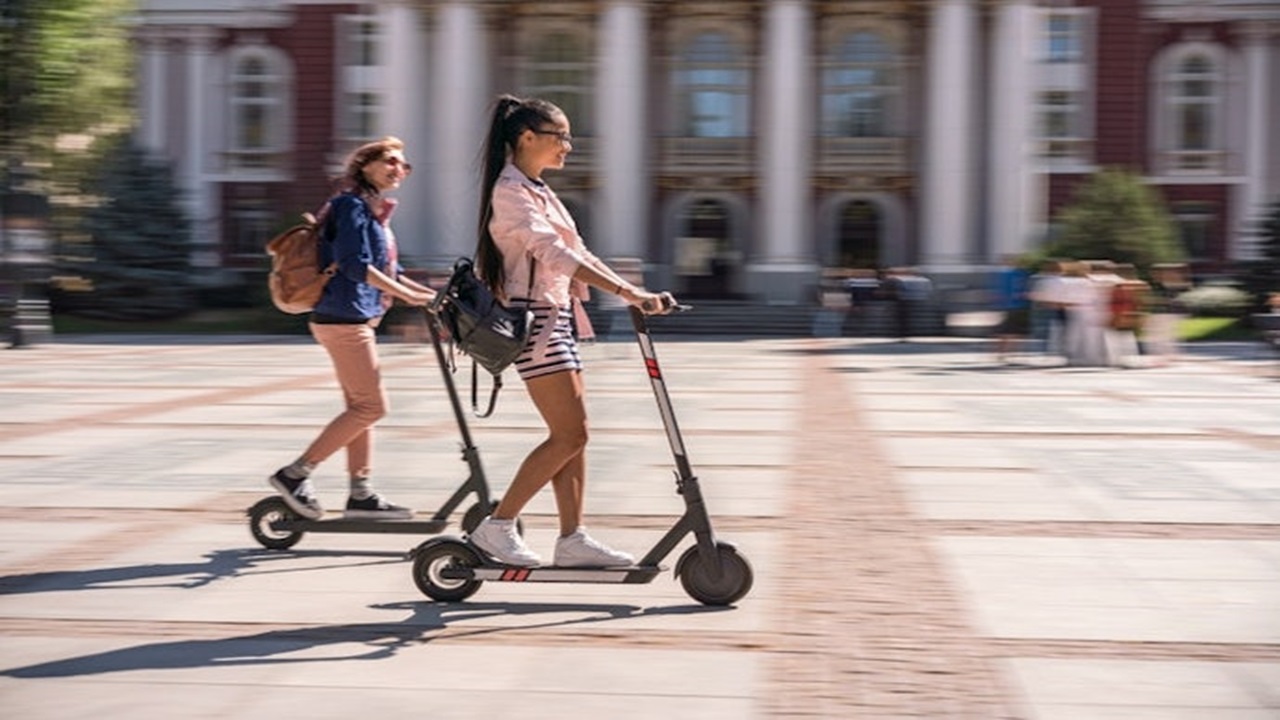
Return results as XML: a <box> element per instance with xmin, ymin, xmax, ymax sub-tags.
<box><xmin>443</xmin><ymin>564</ymin><xmax>666</xmax><ymax>584</ymax></box>
<box><xmin>270</xmin><ymin>516</ymin><xmax>450</xmax><ymax>535</ymax></box>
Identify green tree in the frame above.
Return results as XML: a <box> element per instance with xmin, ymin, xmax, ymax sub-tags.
<box><xmin>0</xmin><ymin>0</ymin><xmax>135</xmax><ymax>159</ymax></box>
<box><xmin>53</xmin><ymin>138</ymin><xmax>196</xmax><ymax>320</ymax></box>
<box><xmin>1048</xmin><ymin>168</ymin><xmax>1183</xmax><ymax>270</ymax></box>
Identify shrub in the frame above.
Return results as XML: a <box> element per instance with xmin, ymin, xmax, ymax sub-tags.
<box><xmin>1176</xmin><ymin>285</ymin><xmax>1251</xmax><ymax>317</ymax></box>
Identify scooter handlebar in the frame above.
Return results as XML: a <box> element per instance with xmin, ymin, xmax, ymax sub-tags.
<box><xmin>642</xmin><ymin>292</ymin><xmax>691</xmax><ymax>315</ymax></box>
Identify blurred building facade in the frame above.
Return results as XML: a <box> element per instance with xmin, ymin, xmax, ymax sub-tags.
<box><xmin>133</xmin><ymin>0</ymin><xmax>1279</xmax><ymax>303</ymax></box>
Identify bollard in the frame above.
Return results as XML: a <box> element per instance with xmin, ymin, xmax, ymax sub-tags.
<box><xmin>9</xmin><ymin>297</ymin><xmax>53</xmax><ymax>348</ymax></box>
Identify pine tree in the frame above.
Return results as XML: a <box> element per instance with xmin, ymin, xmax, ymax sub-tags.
<box><xmin>1049</xmin><ymin>168</ymin><xmax>1183</xmax><ymax>270</ymax></box>
<box><xmin>56</xmin><ymin>138</ymin><xmax>197</xmax><ymax>320</ymax></box>
<box><xmin>1257</xmin><ymin>200</ymin><xmax>1280</xmax><ymax>267</ymax></box>
<box><xmin>1243</xmin><ymin>199</ymin><xmax>1280</xmax><ymax>312</ymax></box>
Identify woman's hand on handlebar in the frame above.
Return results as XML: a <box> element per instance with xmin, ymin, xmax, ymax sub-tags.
<box><xmin>621</xmin><ymin>287</ymin><xmax>676</xmax><ymax>315</ymax></box>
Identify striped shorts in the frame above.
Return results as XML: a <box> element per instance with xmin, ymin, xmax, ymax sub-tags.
<box><xmin>513</xmin><ymin>302</ymin><xmax>583</xmax><ymax>381</ymax></box>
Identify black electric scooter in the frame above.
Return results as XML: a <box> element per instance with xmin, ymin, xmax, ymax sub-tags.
<box><xmin>407</xmin><ymin>304</ymin><xmax>754</xmax><ymax>606</ymax></box>
<box><xmin>246</xmin><ymin>308</ymin><xmax>504</xmax><ymax>550</ymax></box>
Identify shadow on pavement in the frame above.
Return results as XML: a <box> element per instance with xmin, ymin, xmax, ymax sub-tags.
<box><xmin>0</xmin><ymin>547</ymin><xmax>406</xmax><ymax>595</ymax></box>
<box><xmin>1</xmin><ymin>599</ymin><xmax>731</xmax><ymax>679</ymax></box>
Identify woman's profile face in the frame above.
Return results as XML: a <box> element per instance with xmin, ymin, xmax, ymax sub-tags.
<box><xmin>520</xmin><ymin>112</ymin><xmax>572</xmax><ymax>172</ymax></box>
<box><xmin>361</xmin><ymin>149</ymin><xmax>412</xmax><ymax>193</ymax></box>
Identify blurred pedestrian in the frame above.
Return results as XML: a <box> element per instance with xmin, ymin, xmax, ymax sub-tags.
<box><xmin>1058</xmin><ymin>261</ymin><xmax>1105</xmax><ymax>366</ymax></box>
<box><xmin>812</xmin><ymin>268</ymin><xmax>851</xmax><ymax>338</ymax></box>
<box><xmin>993</xmin><ymin>256</ymin><xmax>1031</xmax><ymax>363</ymax></box>
<box><xmin>1028</xmin><ymin>259</ymin><xmax>1068</xmax><ymax>358</ymax></box>
<box><xmin>1105</xmin><ymin>263</ymin><xmax>1148</xmax><ymax>367</ymax></box>
<box><xmin>884</xmin><ymin>267</ymin><xmax>932</xmax><ymax>342</ymax></box>
<box><xmin>1145</xmin><ymin>263</ymin><xmax>1189</xmax><ymax>366</ymax></box>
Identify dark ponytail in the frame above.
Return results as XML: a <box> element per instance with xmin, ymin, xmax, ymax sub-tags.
<box><xmin>475</xmin><ymin>94</ymin><xmax>561</xmax><ymax>294</ymax></box>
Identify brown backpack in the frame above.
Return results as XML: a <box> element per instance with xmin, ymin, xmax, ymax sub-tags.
<box><xmin>265</xmin><ymin>204</ymin><xmax>336</xmax><ymax>314</ymax></box>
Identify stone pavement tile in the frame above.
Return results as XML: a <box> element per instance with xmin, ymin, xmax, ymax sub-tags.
<box><xmin>937</xmin><ymin>537</ymin><xmax>1280</xmax><ymax>643</ymax></box>
<box><xmin>898</xmin><ymin>469</ymin><xmax>1107</xmax><ymax>521</ymax></box>
<box><xmin>879</xmin><ymin>436</ymin><xmax>1036</xmax><ymax>470</ymax></box>
<box><xmin>1004</xmin><ymin>658</ymin><xmax>1280</xmax><ymax>720</ymax></box>
<box><xmin>891</xmin><ymin>437</ymin><xmax>1280</xmax><ymax>525</ymax></box>
<box><xmin>0</xmin><ymin>519</ymin><xmax>127</xmax><ymax>567</ymax></box>
<box><xmin>0</xmin><ymin>484</ymin><xmax>222</xmax><ymax>510</ymax></box>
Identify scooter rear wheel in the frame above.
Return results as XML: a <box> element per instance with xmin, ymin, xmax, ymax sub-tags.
<box><xmin>412</xmin><ymin>540</ymin><xmax>483</xmax><ymax>602</ymax></box>
<box><xmin>677</xmin><ymin>542</ymin><xmax>753</xmax><ymax>606</ymax></box>
<box><xmin>248</xmin><ymin>496</ymin><xmax>304</xmax><ymax>550</ymax></box>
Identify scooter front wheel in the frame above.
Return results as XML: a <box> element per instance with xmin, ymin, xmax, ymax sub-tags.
<box><xmin>677</xmin><ymin>542</ymin><xmax>753</xmax><ymax>606</ymax></box>
<box><xmin>412</xmin><ymin>539</ymin><xmax>483</xmax><ymax>602</ymax></box>
<box><xmin>248</xmin><ymin>496</ymin><xmax>304</xmax><ymax>550</ymax></box>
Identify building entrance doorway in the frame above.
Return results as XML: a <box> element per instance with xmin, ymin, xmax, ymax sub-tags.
<box><xmin>675</xmin><ymin>198</ymin><xmax>738</xmax><ymax>298</ymax></box>
<box><xmin>838</xmin><ymin>199</ymin><xmax>882</xmax><ymax>269</ymax></box>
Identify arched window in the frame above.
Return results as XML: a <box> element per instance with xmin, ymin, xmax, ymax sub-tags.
<box><xmin>227</xmin><ymin>48</ymin><xmax>291</xmax><ymax>167</ymax></box>
<box><xmin>674</xmin><ymin>31</ymin><xmax>750</xmax><ymax>137</ymax></box>
<box><xmin>1156</xmin><ymin>45</ymin><xmax>1225</xmax><ymax>172</ymax></box>
<box><xmin>822</xmin><ymin>31</ymin><xmax>897</xmax><ymax>137</ymax></box>
<box><xmin>526</xmin><ymin>31</ymin><xmax>593</xmax><ymax>136</ymax></box>
<box><xmin>1171</xmin><ymin>55</ymin><xmax>1216</xmax><ymax>152</ymax></box>
<box><xmin>337</xmin><ymin>15</ymin><xmax>383</xmax><ymax>142</ymax></box>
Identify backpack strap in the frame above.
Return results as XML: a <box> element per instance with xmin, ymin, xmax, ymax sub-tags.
<box><xmin>470</xmin><ymin>360</ymin><xmax>502</xmax><ymax>418</ymax></box>
<box><xmin>315</xmin><ymin>199</ymin><xmax>338</xmax><ymax>277</ymax></box>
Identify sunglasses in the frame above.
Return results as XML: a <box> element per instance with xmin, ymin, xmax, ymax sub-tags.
<box><xmin>532</xmin><ymin>129</ymin><xmax>573</xmax><ymax>145</ymax></box>
<box><xmin>373</xmin><ymin>155</ymin><xmax>413</xmax><ymax>174</ymax></box>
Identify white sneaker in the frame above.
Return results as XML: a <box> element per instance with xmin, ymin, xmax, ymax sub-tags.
<box><xmin>469</xmin><ymin>517</ymin><xmax>541</xmax><ymax>567</ymax></box>
<box><xmin>554</xmin><ymin>529</ymin><xmax>634</xmax><ymax>568</ymax></box>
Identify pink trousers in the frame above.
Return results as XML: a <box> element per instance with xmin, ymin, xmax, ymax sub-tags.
<box><xmin>303</xmin><ymin>322</ymin><xmax>388</xmax><ymax>478</ymax></box>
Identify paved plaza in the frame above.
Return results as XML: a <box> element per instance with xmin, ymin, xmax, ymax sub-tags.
<box><xmin>0</xmin><ymin>331</ymin><xmax>1277</xmax><ymax>719</ymax></box>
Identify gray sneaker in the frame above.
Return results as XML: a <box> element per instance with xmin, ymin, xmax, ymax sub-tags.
<box><xmin>469</xmin><ymin>517</ymin><xmax>541</xmax><ymax>567</ymax></box>
<box><xmin>554</xmin><ymin>529</ymin><xmax>634</xmax><ymax>568</ymax></box>
<box><xmin>343</xmin><ymin>494</ymin><xmax>412</xmax><ymax>520</ymax></box>
<box><xmin>269</xmin><ymin>470</ymin><xmax>323</xmax><ymax>520</ymax></box>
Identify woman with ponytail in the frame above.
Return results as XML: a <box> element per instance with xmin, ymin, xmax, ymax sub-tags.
<box><xmin>468</xmin><ymin>95</ymin><xmax>673</xmax><ymax>567</ymax></box>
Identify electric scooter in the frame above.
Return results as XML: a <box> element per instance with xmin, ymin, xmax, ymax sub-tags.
<box><xmin>407</xmin><ymin>303</ymin><xmax>755</xmax><ymax>606</ymax></box>
<box><xmin>246</xmin><ymin>308</ymin><xmax>505</xmax><ymax>550</ymax></box>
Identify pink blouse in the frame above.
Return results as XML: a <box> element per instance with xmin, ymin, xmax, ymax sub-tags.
<box><xmin>488</xmin><ymin>162</ymin><xmax>597</xmax><ymax>306</ymax></box>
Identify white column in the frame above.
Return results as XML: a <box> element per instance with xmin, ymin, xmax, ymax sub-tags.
<box><xmin>594</xmin><ymin>0</ymin><xmax>648</xmax><ymax>260</ymax></box>
<box><xmin>185</xmin><ymin>29</ymin><xmax>218</xmax><ymax>265</ymax></box>
<box><xmin>381</xmin><ymin>2</ymin><xmax>431</xmax><ymax>263</ymax></box>
<box><xmin>1238</xmin><ymin>22</ymin><xmax>1272</xmax><ymax>261</ymax></box>
<box><xmin>921</xmin><ymin>0</ymin><xmax>977</xmax><ymax>267</ymax></box>
<box><xmin>140</xmin><ymin>32</ymin><xmax>167</xmax><ymax>155</ymax></box>
<box><xmin>753</xmin><ymin>0</ymin><xmax>814</xmax><ymax>303</ymax></box>
<box><xmin>429</xmin><ymin>2</ymin><xmax>488</xmax><ymax>263</ymax></box>
<box><xmin>987</xmin><ymin>0</ymin><xmax>1040</xmax><ymax>262</ymax></box>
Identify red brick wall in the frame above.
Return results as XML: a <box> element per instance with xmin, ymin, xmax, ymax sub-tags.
<box><xmin>279</xmin><ymin>4</ymin><xmax>359</xmax><ymax>210</ymax></box>
<box><xmin>216</xmin><ymin>5</ymin><xmax>356</xmax><ymax>265</ymax></box>
<box><xmin>1091</xmin><ymin>0</ymin><xmax>1147</xmax><ymax>170</ymax></box>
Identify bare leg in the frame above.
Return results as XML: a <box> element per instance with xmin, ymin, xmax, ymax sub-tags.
<box><xmin>551</xmin><ymin>448</ymin><xmax>585</xmax><ymax>536</ymax></box>
<box><xmin>492</xmin><ymin>370</ymin><xmax>588</xmax><ymax>529</ymax></box>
